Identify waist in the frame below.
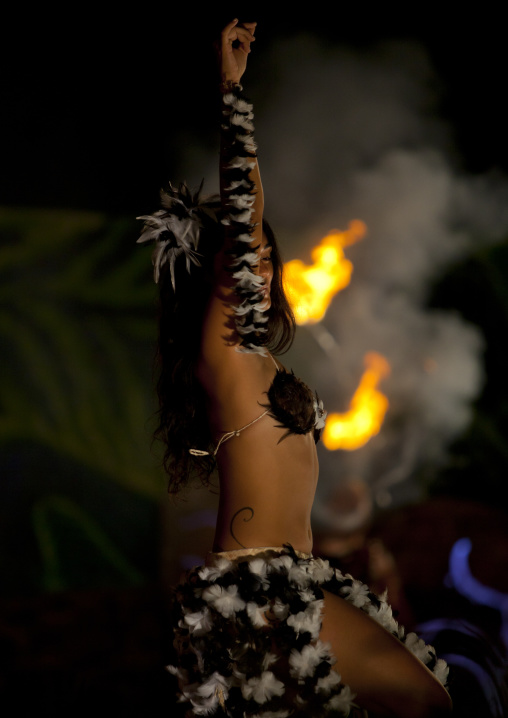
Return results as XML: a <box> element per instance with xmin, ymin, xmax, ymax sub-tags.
<box><xmin>206</xmin><ymin>545</ymin><xmax>313</xmax><ymax>566</ymax></box>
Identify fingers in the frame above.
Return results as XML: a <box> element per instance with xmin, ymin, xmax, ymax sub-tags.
<box><xmin>222</xmin><ymin>18</ymin><xmax>257</xmax><ymax>34</ymax></box>
<box><xmin>242</xmin><ymin>21</ymin><xmax>257</xmax><ymax>36</ymax></box>
<box><xmin>223</xmin><ymin>18</ymin><xmax>239</xmax><ymax>32</ymax></box>
<box><xmin>218</xmin><ymin>19</ymin><xmax>257</xmax><ymax>82</ymax></box>
<box><xmin>221</xmin><ymin>19</ymin><xmax>256</xmax><ymax>49</ymax></box>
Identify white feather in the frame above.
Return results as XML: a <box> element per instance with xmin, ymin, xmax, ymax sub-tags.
<box><xmin>201</xmin><ymin>584</ymin><xmax>246</xmax><ymax>618</ymax></box>
<box><xmin>183</xmin><ymin>607</ymin><xmax>214</xmax><ymax>636</ymax></box>
<box><xmin>227</xmin><ymin>157</ymin><xmax>256</xmax><ymax>172</ymax></box>
<box><xmin>241</xmin><ymin>671</ymin><xmax>285</xmax><ymax>704</ymax></box>
<box><xmin>225</xmin><ymin>179</ymin><xmax>252</xmax><ymax>191</ymax></box>
<box><xmin>289</xmin><ymin>641</ymin><xmax>332</xmax><ymax>679</ymax></box>
<box><xmin>325</xmin><ymin>685</ymin><xmax>356</xmax><ymax>714</ymax></box>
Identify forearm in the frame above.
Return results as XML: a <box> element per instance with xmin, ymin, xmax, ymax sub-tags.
<box><xmin>219</xmin><ymin>99</ymin><xmax>263</xmax><ymax>230</ymax></box>
<box><xmin>219</xmin><ymin>83</ymin><xmax>263</xmax><ymax>247</ymax></box>
<box><xmin>217</xmin><ymin>19</ymin><xmax>262</xmax><ymax>242</ymax></box>
<box><xmin>249</xmin><ymin>155</ymin><xmax>264</xmax><ymax>232</ymax></box>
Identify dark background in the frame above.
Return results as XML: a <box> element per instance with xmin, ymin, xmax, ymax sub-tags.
<box><xmin>2</xmin><ymin>8</ymin><xmax>508</xmax><ymax>715</ymax></box>
<box><xmin>4</xmin><ymin>10</ymin><xmax>508</xmax><ymax>211</ymax></box>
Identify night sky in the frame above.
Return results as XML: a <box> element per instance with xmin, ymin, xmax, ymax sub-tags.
<box><xmin>4</xmin><ymin>9</ymin><xmax>508</xmax><ymax>214</ymax></box>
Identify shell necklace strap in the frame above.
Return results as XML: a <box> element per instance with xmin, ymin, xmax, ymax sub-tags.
<box><xmin>189</xmin><ymin>354</ymin><xmax>279</xmax><ymax>458</ymax></box>
<box><xmin>189</xmin><ymin>409</ymin><xmax>270</xmax><ymax>457</ymax></box>
<box><xmin>269</xmin><ymin>352</ymin><xmax>280</xmax><ymax>372</ymax></box>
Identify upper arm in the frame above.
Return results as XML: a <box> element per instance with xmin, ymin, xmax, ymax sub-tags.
<box><xmin>200</xmin><ymin>86</ymin><xmax>266</xmax><ymax>371</ymax></box>
<box><xmin>199</xmin><ymin>272</ymin><xmax>238</xmax><ymax>370</ymax></box>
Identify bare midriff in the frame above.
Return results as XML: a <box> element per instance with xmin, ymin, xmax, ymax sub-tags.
<box><xmin>197</xmin><ymin>345</ymin><xmax>319</xmax><ymax>557</ymax></box>
<box><xmin>212</xmin><ymin>421</ymin><xmax>318</xmax><ymax>555</ymax></box>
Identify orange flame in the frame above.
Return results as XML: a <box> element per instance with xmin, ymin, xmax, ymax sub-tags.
<box><xmin>283</xmin><ymin>220</ymin><xmax>366</xmax><ymax>325</ymax></box>
<box><xmin>323</xmin><ymin>352</ymin><xmax>390</xmax><ymax>451</ymax></box>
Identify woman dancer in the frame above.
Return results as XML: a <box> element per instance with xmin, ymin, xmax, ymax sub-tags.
<box><xmin>138</xmin><ymin>19</ymin><xmax>452</xmax><ymax>718</ymax></box>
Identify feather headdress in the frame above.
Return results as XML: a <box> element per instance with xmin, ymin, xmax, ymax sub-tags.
<box><xmin>136</xmin><ymin>181</ymin><xmax>219</xmax><ymax>289</ymax></box>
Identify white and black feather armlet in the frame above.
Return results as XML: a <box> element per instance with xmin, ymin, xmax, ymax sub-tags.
<box><xmin>221</xmin><ymin>86</ymin><xmax>268</xmax><ymax>355</ymax></box>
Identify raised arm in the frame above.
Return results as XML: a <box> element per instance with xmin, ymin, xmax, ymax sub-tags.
<box><xmin>218</xmin><ymin>19</ymin><xmax>264</xmax><ymax>240</ymax></box>
<box><xmin>200</xmin><ymin>20</ymin><xmax>270</xmax><ymax>372</ymax></box>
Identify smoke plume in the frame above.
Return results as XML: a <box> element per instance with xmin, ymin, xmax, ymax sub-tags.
<box><xmin>183</xmin><ymin>34</ymin><xmax>508</xmax><ymax>524</ymax></box>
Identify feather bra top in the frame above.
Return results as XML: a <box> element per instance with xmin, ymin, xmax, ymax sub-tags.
<box><xmin>189</xmin><ymin>357</ymin><xmax>326</xmax><ymax>458</ymax></box>
<box><xmin>264</xmin><ymin>359</ymin><xmax>326</xmax><ymax>445</ymax></box>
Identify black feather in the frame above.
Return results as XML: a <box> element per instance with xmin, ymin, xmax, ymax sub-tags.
<box><xmin>262</xmin><ymin>370</ymin><xmax>316</xmax><ymax>442</ymax></box>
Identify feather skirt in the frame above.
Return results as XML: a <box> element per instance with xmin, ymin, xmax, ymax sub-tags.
<box><xmin>168</xmin><ymin>545</ymin><xmax>448</xmax><ymax>717</ymax></box>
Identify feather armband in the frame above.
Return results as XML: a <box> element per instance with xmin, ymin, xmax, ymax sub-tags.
<box><xmin>221</xmin><ymin>86</ymin><xmax>268</xmax><ymax>355</ymax></box>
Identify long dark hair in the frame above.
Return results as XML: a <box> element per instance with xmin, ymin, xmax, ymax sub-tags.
<box><xmin>154</xmin><ymin>215</ymin><xmax>296</xmax><ymax>494</ymax></box>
